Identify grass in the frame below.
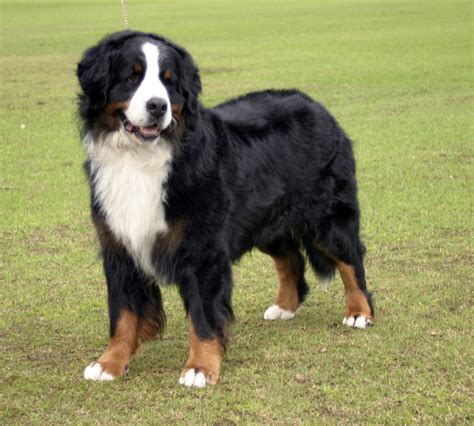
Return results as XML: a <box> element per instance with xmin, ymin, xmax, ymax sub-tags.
<box><xmin>1</xmin><ymin>0</ymin><xmax>472</xmax><ymax>423</ymax></box>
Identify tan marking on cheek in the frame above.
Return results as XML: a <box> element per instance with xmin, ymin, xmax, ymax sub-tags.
<box><xmin>182</xmin><ymin>318</ymin><xmax>223</xmax><ymax>385</ymax></box>
<box><xmin>98</xmin><ymin>309</ymin><xmax>139</xmax><ymax>377</ymax></box>
<box><xmin>104</xmin><ymin>101</ymin><xmax>130</xmax><ymax>116</ymax></box>
<box><xmin>273</xmin><ymin>256</ymin><xmax>300</xmax><ymax>312</ymax></box>
<box><xmin>336</xmin><ymin>261</ymin><xmax>372</xmax><ymax>319</ymax></box>
<box><xmin>101</xmin><ymin>101</ymin><xmax>131</xmax><ymax>131</ymax></box>
<box><xmin>171</xmin><ymin>103</ymin><xmax>184</xmax><ymax>116</ymax></box>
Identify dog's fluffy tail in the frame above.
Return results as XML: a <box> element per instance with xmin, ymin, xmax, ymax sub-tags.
<box><xmin>305</xmin><ymin>244</ymin><xmax>336</xmax><ymax>290</ymax></box>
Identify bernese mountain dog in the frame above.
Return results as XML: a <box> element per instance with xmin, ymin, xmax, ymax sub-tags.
<box><xmin>77</xmin><ymin>30</ymin><xmax>374</xmax><ymax>387</ymax></box>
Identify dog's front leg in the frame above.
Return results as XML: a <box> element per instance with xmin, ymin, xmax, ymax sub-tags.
<box><xmin>177</xmin><ymin>258</ymin><xmax>233</xmax><ymax>387</ymax></box>
<box><xmin>84</xmin><ymin>230</ymin><xmax>165</xmax><ymax>381</ymax></box>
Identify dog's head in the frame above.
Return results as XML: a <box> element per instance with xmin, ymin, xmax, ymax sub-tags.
<box><xmin>77</xmin><ymin>31</ymin><xmax>201</xmax><ymax>143</ymax></box>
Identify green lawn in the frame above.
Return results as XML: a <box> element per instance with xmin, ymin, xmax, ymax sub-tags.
<box><xmin>1</xmin><ymin>0</ymin><xmax>472</xmax><ymax>423</ymax></box>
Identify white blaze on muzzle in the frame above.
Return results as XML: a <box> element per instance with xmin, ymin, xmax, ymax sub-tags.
<box><xmin>125</xmin><ymin>42</ymin><xmax>172</xmax><ymax>129</ymax></box>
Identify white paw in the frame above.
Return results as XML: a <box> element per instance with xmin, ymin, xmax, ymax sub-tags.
<box><xmin>84</xmin><ymin>362</ymin><xmax>115</xmax><ymax>381</ymax></box>
<box><xmin>263</xmin><ymin>304</ymin><xmax>296</xmax><ymax>320</ymax></box>
<box><xmin>179</xmin><ymin>368</ymin><xmax>207</xmax><ymax>388</ymax></box>
<box><xmin>342</xmin><ymin>315</ymin><xmax>373</xmax><ymax>329</ymax></box>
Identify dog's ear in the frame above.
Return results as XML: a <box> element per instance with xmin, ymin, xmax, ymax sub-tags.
<box><xmin>181</xmin><ymin>50</ymin><xmax>202</xmax><ymax>114</ymax></box>
<box><xmin>77</xmin><ymin>43</ymin><xmax>116</xmax><ymax>110</ymax></box>
<box><xmin>171</xmin><ymin>44</ymin><xmax>202</xmax><ymax>114</ymax></box>
<box><xmin>77</xmin><ymin>32</ymin><xmax>135</xmax><ymax>110</ymax></box>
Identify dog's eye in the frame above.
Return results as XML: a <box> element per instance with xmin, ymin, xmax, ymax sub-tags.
<box><xmin>127</xmin><ymin>65</ymin><xmax>143</xmax><ymax>84</ymax></box>
<box><xmin>127</xmin><ymin>72</ymin><xmax>141</xmax><ymax>84</ymax></box>
<box><xmin>162</xmin><ymin>69</ymin><xmax>176</xmax><ymax>85</ymax></box>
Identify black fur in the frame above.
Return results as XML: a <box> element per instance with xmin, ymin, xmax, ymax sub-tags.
<box><xmin>77</xmin><ymin>31</ymin><xmax>373</xmax><ymax>350</ymax></box>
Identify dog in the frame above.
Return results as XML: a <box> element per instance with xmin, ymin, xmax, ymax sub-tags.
<box><xmin>76</xmin><ymin>30</ymin><xmax>374</xmax><ymax>387</ymax></box>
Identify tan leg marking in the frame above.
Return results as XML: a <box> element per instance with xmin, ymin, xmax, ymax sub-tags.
<box><xmin>336</xmin><ymin>261</ymin><xmax>372</xmax><ymax>320</ymax></box>
<box><xmin>97</xmin><ymin>309</ymin><xmax>139</xmax><ymax>378</ymax></box>
<box><xmin>273</xmin><ymin>256</ymin><xmax>300</xmax><ymax>312</ymax></box>
<box><xmin>180</xmin><ymin>318</ymin><xmax>223</xmax><ymax>385</ymax></box>
<box><xmin>85</xmin><ymin>306</ymin><xmax>163</xmax><ymax>380</ymax></box>
<box><xmin>136</xmin><ymin>301</ymin><xmax>165</xmax><ymax>344</ymax></box>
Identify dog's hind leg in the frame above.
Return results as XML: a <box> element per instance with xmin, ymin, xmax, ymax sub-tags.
<box><xmin>310</xmin><ymin>235</ymin><xmax>374</xmax><ymax>329</ymax></box>
<box><xmin>336</xmin><ymin>257</ymin><xmax>373</xmax><ymax>328</ymax></box>
<box><xmin>260</xmin><ymin>237</ymin><xmax>309</xmax><ymax>321</ymax></box>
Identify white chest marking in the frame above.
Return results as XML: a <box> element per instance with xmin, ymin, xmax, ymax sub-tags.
<box><xmin>87</xmin><ymin>132</ymin><xmax>173</xmax><ymax>276</ymax></box>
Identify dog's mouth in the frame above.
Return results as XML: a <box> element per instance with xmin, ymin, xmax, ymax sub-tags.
<box><xmin>119</xmin><ymin>113</ymin><xmax>161</xmax><ymax>142</ymax></box>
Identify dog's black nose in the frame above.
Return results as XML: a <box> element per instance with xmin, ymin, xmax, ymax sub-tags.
<box><xmin>146</xmin><ymin>97</ymin><xmax>168</xmax><ymax>117</ymax></box>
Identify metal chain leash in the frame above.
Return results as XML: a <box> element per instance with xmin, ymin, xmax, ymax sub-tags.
<box><xmin>121</xmin><ymin>0</ymin><xmax>129</xmax><ymax>30</ymax></box>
